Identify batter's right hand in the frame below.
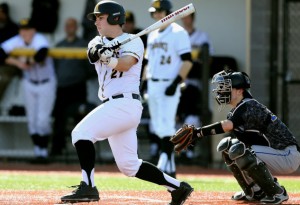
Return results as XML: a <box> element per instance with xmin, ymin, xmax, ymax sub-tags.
<box><xmin>165</xmin><ymin>84</ymin><xmax>177</xmax><ymax>96</ymax></box>
<box><xmin>88</xmin><ymin>44</ymin><xmax>103</xmax><ymax>63</ymax></box>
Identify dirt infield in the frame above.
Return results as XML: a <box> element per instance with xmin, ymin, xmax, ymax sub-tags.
<box><xmin>0</xmin><ymin>163</ymin><xmax>300</xmax><ymax>205</ymax></box>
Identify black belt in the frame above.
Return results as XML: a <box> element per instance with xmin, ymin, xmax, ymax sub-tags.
<box><xmin>102</xmin><ymin>93</ymin><xmax>140</xmax><ymax>103</ymax></box>
<box><xmin>29</xmin><ymin>79</ymin><xmax>49</xmax><ymax>85</ymax></box>
<box><xmin>151</xmin><ymin>78</ymin><xmax>170</xmax><ymax>82</ymax></box>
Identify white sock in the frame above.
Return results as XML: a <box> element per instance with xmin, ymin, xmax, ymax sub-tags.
<box><xmin>163</xmin><ymin>172</ymin><xmax>180</xmax><ymax>191</ymax></box>
<box><xmin>82</xmin><ymin>168</ymin><xmax>95</xmax><ymax>187</ymax></box>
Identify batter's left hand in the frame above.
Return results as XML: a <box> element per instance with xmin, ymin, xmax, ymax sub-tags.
<box><xmin>99</xmin><ymin>47</ymin><xmax>114</xmax><ymax>62</ymax></box>
<box><xmin>109</xmin><ymin>40</ymin><xmax>121</xmax><ymax>51</ymax></box>
<box><xmin>165</xmin><ymin>84</ymin><xmax>177</xmax><ymax>96</ymax></box>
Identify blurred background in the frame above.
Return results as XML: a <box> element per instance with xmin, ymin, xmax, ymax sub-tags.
<box><xmin>0</xmin><ymin>0</ymin><xmax>299</xmax><ymax>168</ymax></box>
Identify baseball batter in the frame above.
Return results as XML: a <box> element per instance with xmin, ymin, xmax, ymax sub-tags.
<box><xmin>0</xmin><ymin>18</ymin><xmax>56</xmax><ymax>162</ymax></box>
<box><xmin>60</xmin><ymin>1</ymin><xmax>193</xmax><ymax>204</ymax></box>
<box><xmin>144</xmin><ymin>0</ymin><xmax>193</xmax><ymax>178</ymax></box>
<box><xmin>172</xmin><ymin>68</ymin><xmax>300</xmax><ymax>204</ymax></box>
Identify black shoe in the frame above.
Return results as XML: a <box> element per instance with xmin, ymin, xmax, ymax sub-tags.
<box><xmin>232</xmin><ymin>189</ymin><xmax>265</xmax><ymax>201</ymax></box>
<box><xmin>61</xmin><ymin>181</ymin><xmax>100</xmax><ymax>203</ymax></box>
<box><xmin>260</xmin><ymin>186</ymin><xmax>289</xmax><ymax>204</ymax></box>
<box><xmin>169</xmin><ymin>181</ymin><xmax>193</xmax><ymax>205</ymax></box>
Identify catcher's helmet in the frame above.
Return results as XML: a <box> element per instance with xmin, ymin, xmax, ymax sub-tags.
<box><xmin>87</xmin><ymin>0</ymin><xmax>125</xmax><ymax>25</ymax></box>
<box><xmin>148</xmin><ymin>0</ymin><xmax>172</xmax><ymax>13</ymax></box>
<box><xmin>212</xmin><ymin>70</ymin><xmax>252</xmax><ymax>110</ymax></box>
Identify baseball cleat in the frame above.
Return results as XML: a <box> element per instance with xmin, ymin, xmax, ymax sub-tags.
<box><xmin>260</xmin><ymin>186</ymin><xmax>289</xmax><ymax>204</ymax></box>
<box><xmin>61</xmin><ymin>181</ymin><xmax>100</xmax><ymax>203</ymax></box>
<box><xmin>232</xmin><ymin>189</ymin><xmax>265</xmax><ymax>201</ymax></box>
<box><xmin>169</xmin><ymin>181</ymin><xmax>194</xmax><ymax>205</ymax></box>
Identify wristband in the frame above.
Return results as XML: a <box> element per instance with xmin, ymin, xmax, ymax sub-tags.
<box><xmin>201</xmin><ymin>122</ymin><xmax>224</xmax><ymax>136</ymax></box>
<box><xmin>107</xmin><ymin>57</ymin><xmax>118</xmax><ymax>68</ymax></box>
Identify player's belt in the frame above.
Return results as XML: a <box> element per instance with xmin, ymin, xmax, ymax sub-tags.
<box><xmin>29</xmin><ymin>78</ymin><xmax>49</xmax><ymax>85</ymax></box>
<box><xmin>151</xmin><ymin>78</ymin><xmax>170</xmax><ymax>82</ymax></box>
<box><xmin>102</xmin><ymin>93</ymin><xmax>140</xmax><ymax>104</ymax></box>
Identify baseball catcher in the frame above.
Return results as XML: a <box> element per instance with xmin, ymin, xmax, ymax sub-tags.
<box><xmin>171</xmin><ymin>68</ymin><xmax>300</xmax><ymax>204</ymax></box>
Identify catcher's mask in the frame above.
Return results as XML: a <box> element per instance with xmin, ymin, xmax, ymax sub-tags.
<box><xmin>212</xmin><ymin>70</ymin><xmax>251</xmax><ymax>110</ymax></box>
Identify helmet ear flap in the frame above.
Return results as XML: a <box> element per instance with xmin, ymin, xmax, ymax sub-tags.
<box><xmin>241</xmin><ymin>72</ymin><xmax>251</xmax><ymax>88</ymax></box>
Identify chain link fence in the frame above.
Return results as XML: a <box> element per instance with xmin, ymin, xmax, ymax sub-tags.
<box><xmin>283</xmin><ymin>0</ymin><xmax>300</xmax><ymax>141</ymax></box>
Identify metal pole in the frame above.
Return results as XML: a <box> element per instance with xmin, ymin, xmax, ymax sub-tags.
<box><xmin>282</xmin><ymin>0</ymin><xmax>289</xmax><ymax>124</ymax></box>
<box><xmin>200</xmin><ymin>43</ymin><xmax>212</xmax><ymax>164</ymax></box>
<box><xmin>269</xmin><ymin>0</ymin><xmax>279</xmax><ymax>114</ymax></box>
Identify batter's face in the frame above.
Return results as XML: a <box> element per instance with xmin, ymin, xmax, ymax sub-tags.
<box><xmin>95</xmin><ymin>14</ymin><xmax>111</xmax><ymax>36</ymax></box>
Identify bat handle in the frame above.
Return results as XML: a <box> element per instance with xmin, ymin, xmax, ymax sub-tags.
<box><xmin>120</xmin><ymin>38</ymin><xmax>131</xmax><ymax>46</ymax></box>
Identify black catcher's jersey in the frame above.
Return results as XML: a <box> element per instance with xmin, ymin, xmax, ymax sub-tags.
<box><xmin>227</xmin><ymin>98</ymin><xmax>300</xmax><ymax>150</ymax></box>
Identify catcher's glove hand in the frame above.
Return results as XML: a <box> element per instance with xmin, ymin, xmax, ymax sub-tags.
<box><xmin>170</xmin><ymin>124</ymin><xmax>202</xmax><ymax>153</ymax></box>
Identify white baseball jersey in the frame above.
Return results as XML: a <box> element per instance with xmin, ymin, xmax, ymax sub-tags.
<box><xmin>145</xmin><ymin>23</ymin><xmax>191</xmax><ymax>139</ymax></box>
<box><xmin>145</xmin><ymin>22</ymin><xmax>191</xmax><ymax>80</ymax></box>
<box><xmin>1</xmin><ymin>33</ymin><xmax>56</xmax><ymax>135</ymax></box>
<box><xmin>88</xmin><ymin>34</ymin><xmax>143</xmax><ymax>101</ymax></box>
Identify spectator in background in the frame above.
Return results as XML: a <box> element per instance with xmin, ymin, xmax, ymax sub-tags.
<box><xmin>123</xmin><ymin>11</ymin><xmax>147</xmax><ymax>48</ymax></box>
<box><xmin>0</xmin><ymin>2</ymin><xmax>18</xmax><ymax>43</ymax></box>
<box><xmin>50</xmin><ymin>18</ymin><xmax>95</xmax><ymax>157</ymax></box>
<box><xmin>176</xmin><ymin>13</ymin><xmax>214</xmax><ymax>164</ymax></box>
<box><xmin>0</xmin><ymin>18</ymin><xmax>57</xmax><ymax>163</ymax></box>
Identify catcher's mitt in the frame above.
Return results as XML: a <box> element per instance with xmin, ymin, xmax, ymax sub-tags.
<box><xmin>170</xmin><ymin>124</ymin><xmax>199</xmax><ymax>153</ymax></box>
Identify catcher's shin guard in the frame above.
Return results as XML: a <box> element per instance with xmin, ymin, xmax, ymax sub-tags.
<box><xmin>223</xmin><ymin>152</ymin><xmax>256</xmax><ymax>198</ymax></box>
<box><xmin>230</xmin><ymin>144</ymin><xmax>283</xmax><ymax>197</ymax></box>
<box><xmin>218</xmin><ymin>138</ymin><xmax>257</xmax><ymax>199</ymax></box>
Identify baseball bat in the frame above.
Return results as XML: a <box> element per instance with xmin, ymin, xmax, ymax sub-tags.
<box><xmin>118</xmin><ymin>3</ymin><xmax>196</xmax><ymax>46</ymax></box>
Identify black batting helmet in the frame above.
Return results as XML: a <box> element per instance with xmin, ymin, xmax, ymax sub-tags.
<box><xmin>148</xmin><ymin>0</ymin><xmax>172</xmax><ymax>13</ymax></box>
<box><xmin>87</xmin><ymin>0</ymin><xmax>125</xmax><ymax>25</ymax></box>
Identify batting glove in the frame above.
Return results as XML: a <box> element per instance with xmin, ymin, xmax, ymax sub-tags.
<box><xmin>88</xmin><ymin>44</ymin><xmax>103</xmax><ymax>63</ymax></box>
<box><xmin>99</xmin><ymin>47</ymin><xmax>114</xmax><ymax>62</ymax></box>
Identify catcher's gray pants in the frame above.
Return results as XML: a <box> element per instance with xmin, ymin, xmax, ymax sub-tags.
<box><xmin>252</xmin><ymin>145</ymin><xmax>300</xmax><ymax>174</ymax></box>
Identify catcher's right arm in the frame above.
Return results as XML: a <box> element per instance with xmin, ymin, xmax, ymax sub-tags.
<box><xmin>170</xmin><ymin>124</ymin><xmax>202</xmax><ymax>153</ymax></box>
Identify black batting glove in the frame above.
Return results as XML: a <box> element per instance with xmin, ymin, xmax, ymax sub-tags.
<box><xmin>165</xmin><ymin>84</ymin><xmax>177</xmax><ymax>96</ymax></box>
<box><xmin>165</xmin><ymin>75</ymin><xmax>182</xmax><ymax>96</ymax></box>
<box><xmin>88</xmin><ymin>44</ymin><xmax>103</xmax><ymax>63</ymax></box>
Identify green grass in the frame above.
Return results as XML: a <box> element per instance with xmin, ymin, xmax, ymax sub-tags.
<box><xmin>0</xmin><ymin>172</ymin><xmax>300</xmax><ymax>193</ymax></box>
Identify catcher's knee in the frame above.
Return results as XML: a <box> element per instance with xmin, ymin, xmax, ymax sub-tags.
<box><xmin>217</xmin><ymin>137</ymin><xmax>239</xmax><ymax>152</ymax></box>
<box><xmin>228</xmin><ymin>142</ymin><xmax>257</xmax><ymax>170</ymax></box>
